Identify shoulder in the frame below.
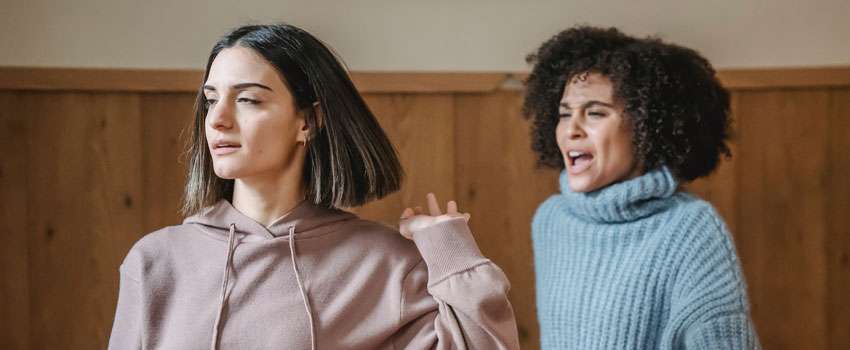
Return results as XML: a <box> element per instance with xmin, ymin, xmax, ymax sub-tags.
<box><xmin>667</xmin><ymin>193</ymin><xmax>734</xmax><ymax>248</ymax></box>
<box><xmin>532</xmin><ymin>195</ymin><xmax>562</xmax><ymax>227</ymax></box>
<box><xmin>665</xmin><ymin>193</ymin><xmax>746</xmax><ymax>289</ymax></box>
<box><xmin>118</xmin><ymin>224</ymin><xmax>199</xmax><ymax>279</ymax></box>
<box><xmin>329</xmin><ymin>216</ymin><xmax>422</xmax><ymax>263</ymax></box>
<box><xmin>531</xmin><ymin>194</ymin><xmax>565</xmax><ymax>241</ymax></box>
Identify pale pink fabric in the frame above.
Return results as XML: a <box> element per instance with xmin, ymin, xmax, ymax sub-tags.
<box><xmin>108</xmin><ymin>199</ymin><xmax>519</xmax><ymax>349</ymax></box>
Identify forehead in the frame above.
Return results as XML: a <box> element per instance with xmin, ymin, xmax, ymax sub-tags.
<box><xmin>206</xmin><ymin>46</ymin><xmax>283</xmax><ymax>88</ymax></box>
<box><xmin>561</xmin><ymin>72</ymin><xmax>614</xmax><ymax>104</ymax></box>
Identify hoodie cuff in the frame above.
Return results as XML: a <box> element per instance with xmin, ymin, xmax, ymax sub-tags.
<box><xmin>411</xmin><ymin>218</ymin><xmax>489</xmax><ymax>283</ymax></box>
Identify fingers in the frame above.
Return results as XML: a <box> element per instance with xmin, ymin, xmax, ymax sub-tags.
<box><xmin>400</xmin><ymin>207</ymin><xmax>415</xmax><ymax>219</ymax></box>
<box><xmin>446</xmin><ymin>200</ymin><xmax>458</xmax><ymax>214</ymax></box>
<box><xmin>412</xmin><ymin>193</ymin><xmax>464</xmax><ymax>218</ymax></box>
<box><xmin>426</xmin><ymin>193</ymin><xmax>442</xmax><ymax>216</ymax></box>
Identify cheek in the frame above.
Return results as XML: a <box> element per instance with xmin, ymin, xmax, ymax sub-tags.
<box><xmin>554</xmin><ymin>120</ymin><xmax>568</xmax><ymax>150</ymax></box>
<box><xmin>608</xmin><ymin>129</ymin><xmax>637</xmax><ymax>171</ymax></box>
<box><xmin>245</xmin><ymin>116</ymin><xmax>299</xmax><ymax>159</ymax></box>
<box><xmin>203</xmin><ymin>121</ymin><xmax>214</xmax><ymax>144</ymax></box>
<box><xmin>594</xmin><ymin>123</ymin><xmax>634</xmax><ymax>164</ymax></box>
<box><xmin>246</xmin><ymin>123</ymin><xmax>283</xmax><ymax>155</ymax></box>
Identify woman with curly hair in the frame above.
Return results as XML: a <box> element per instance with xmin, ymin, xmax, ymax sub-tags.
<box><xmin>524</xmin><ymin>26</ymin><xmax>760</xmax><ymax>349</ymax></box>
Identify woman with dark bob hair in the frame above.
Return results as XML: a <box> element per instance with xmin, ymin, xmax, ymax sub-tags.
<box><xmin>525</xmin><ymin>26</ymin><xmax>760</xmax><ymax>349</ymax></box>
<box><xmin>108</xmin><ymin>23</ymin><xmax>519</xmax><ymax>349</ymax></box>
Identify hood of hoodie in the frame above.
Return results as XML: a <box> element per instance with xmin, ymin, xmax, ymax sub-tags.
<box><xmin>183</xmin><ymin>199</ymin><xmax>357</xmax><ymax>349</ymax></box>
<box><xmin>183</xmin><ymin>199</ymin><xmax>357</xmax><ymax>243</ymax></box>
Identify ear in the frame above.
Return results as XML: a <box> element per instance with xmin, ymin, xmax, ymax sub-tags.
<box><xmin>296</xmin><ymin>102</ymin><xmax>323</xmax><ymax>145</ymax></box>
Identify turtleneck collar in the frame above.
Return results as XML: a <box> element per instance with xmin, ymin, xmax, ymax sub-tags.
<box><xmin>558</xmin><ymin>166</ymin><xmax>679</xmax><ymax>223</ymax></box>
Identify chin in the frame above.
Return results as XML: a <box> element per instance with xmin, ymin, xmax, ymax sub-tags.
<box><xmin>212</xmin><ymin>165</ymin><xmax>244</xmax><ymax>180</ymax></box>
<box><xmin>568</xmin><ymin>180</ymin><xmax>592</xmax><ymax>193</ymax></box>
<box><xmin>569</xmin><ymin>177</ymin><xmax>606</xmax><ymax>193</ymax></box>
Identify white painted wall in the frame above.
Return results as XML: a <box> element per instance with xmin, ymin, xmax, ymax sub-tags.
<box><xmin>1</xmin><ymin>0</ymin><xmax>848</xmax><ymax>71</ymax></box>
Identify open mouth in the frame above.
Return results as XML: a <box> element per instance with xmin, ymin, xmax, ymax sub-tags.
<box><xmin>567</xmin><ymin>150</ymin><xmax>593</xmax><ymax>172</ymax></box>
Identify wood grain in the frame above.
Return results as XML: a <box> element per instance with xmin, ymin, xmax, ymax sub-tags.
<box><xmin>827</xmin><ymin>88</ymin><xmax>850</xmax><ymax>349</ymax></box>
<box><xmin>1</xmin><ymin>79</ymin><xmax>848</xmax><ymax>350</ymax></box>
<box><xmin>735</xmin><ymin>90</ymin><xmax>831</xmax><ymax>349</ymax></box>
<box><xmin>0</xmin><ymin>91</ymin><xmax>31</xmax><ymax>349</ymax></box>
<box><xmin>353</xmin><ymin>94</ymin><xmax>456</xmax><ymax>226</ymax></box>
<box><xmin>140</xmin><ymin>93</ymin><xmax>194</xmax><ymax>232</ymax></box>
<box><xmin>21</xmin><ymin>92</ymin><xmax>145</xmax><ymax>349</ymax></box>
<box><xmin>454</xmin><ymin>91</ymin><xmax>560</xmax><ymax>349</ymax></box>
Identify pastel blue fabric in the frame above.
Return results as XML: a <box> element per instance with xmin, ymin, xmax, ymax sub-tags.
<box><xmin>532</xmin><ymin>167</ymin><xmax>760</xmax><ymax>349</ymax></box>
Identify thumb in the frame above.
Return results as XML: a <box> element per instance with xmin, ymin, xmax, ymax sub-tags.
<box><xmin>400</xmin><ymin>207</ymin><xmax>415</xmax><ymax>219</ymax></box>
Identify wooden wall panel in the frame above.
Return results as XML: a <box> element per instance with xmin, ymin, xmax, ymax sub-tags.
<box><xmin>22</xmin><ymin>92</ymin><xmax>145</xmax><ymax>349</ymax></box>
<box><xmin>827</xmin><ymin>89</ymin><xmax>850</xmax><ymax>349</ymax></box>
<box><xmin>354</xmin><ymin>94</ymin><xmax>456</xmax><ymax>225</ymax></box>
<box><xmin>0</xmin><ymin>92</ymin><xmax>31</xmax><ymax>349</ymax></box>
<box><xmin>736</xmin><ymin>90</ymin><xmax>832</xmax><ymax>349</ymax></box>
<box><xmin>139</xmin><ymin>93</ymin><xmax>194</xmax><ymax>232</ymax></box>
<box><xmin>1</xmin><ymin>74</ymin><xmax>849</xmax><ymax>349</ymax></box>
<box><xmin>455</xmin><ymin>91</ymin><xmax>559</xmax><ymax>350</ymax></box>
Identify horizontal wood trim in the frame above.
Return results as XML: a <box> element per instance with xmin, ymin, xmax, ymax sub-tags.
<box><xmin>351</xmin><ymin>72</ymin><xmax>507</xmax><ymax>93</ymax></box>
<box><xmin>716</xmin><ymin>67</ymin><xmax>850</xmax><ymax>90</ymax></box>
<box><xmin>2</xmin><ymin>66</ymin><xmax>849</xmax><ymax>93</ymax></box>
<box><xmin>0</xmin><ymin>67</ymin><xmax>204</xmax><ymax>93</ymax></box>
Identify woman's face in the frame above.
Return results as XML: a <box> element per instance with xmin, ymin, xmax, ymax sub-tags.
<box><xmin>556</xmin><ymin>72</ymin><xmax>642</xmax><ymax>193</ymax></box>
<box><xmin>203</xmin><ymin>46</ymin><xmax>308</xmax><ymax>181</ymax></box>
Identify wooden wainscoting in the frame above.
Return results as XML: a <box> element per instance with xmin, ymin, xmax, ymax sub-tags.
<box><xmin>1</xmin><ymin>67</ymin><xmax>849</xmax><ymax>349</ymax></box>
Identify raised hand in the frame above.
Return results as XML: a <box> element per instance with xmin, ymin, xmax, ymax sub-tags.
<box><xmin>399</xmin><ymin>193</ymin><xmax>471</xmax><ymax>240</ymax></box>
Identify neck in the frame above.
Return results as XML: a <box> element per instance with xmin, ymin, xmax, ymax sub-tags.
<box><xmin>231</xmin><ymin>160</ymin><xmax>306</xmax><ymax>227</ymax></box>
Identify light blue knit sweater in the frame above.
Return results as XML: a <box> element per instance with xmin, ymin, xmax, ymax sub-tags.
<box><xmin>532</xmin><ymin>167</ymin><xmax>760</xmax><ymax>349</ymax></box>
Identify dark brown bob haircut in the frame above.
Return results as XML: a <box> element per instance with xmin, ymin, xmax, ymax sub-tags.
<box><xmin>182</xmin><ymin>23</ymin><xmax>403</xmax><ymax>215</ymax></box>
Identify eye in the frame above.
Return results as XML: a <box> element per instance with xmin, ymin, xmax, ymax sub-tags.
<box><xmin>204</xmin><ymin>99</ymin><xmax>218</xmax><ymax>108</ymax></box>
<box><xmin>587</xmin><ymin>111</ymin><xmax>607</xmax><ymax>118</ymax></box>
<box><xmin>558</xmin><ymin>112</ymin><xmax>572</xmax><ymax>119</ymax></box>
<box><xmin>237</xmin><ymin>97</ymin><xmax>261</xmax><ymax>105</ymax></box>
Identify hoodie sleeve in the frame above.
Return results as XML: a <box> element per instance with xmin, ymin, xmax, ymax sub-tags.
<box><xmin>108</xmin><ymin>264</ymin><xmax>143</xmax><ymax>350</ymax></box>
<box><xmin>392</xmin><ymin>218</ymin><xmax>520</xmax><ymax>350</ymax></box>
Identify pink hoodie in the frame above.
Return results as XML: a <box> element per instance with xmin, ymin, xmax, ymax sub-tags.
<box><xmin>108</xmin><ymin>199</ymin><xmax>519</xmax><ymax>349</ymax></box>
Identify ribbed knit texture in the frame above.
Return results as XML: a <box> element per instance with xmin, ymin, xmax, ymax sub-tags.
<box><xmin>532</xmin><ymin>167</ymin><xmax>761</xmax><ymax>349</ymax></box>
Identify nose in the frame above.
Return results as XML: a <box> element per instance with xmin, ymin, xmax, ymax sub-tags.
<box><xmin>565</xmin><ymin>116</ymin><xmax>585</xmax><ymax>140</ymax></box>
<box><xmin>206</xmin><ymin>100</ymin><xmax>234</xmax><ymax>131</ymax></box>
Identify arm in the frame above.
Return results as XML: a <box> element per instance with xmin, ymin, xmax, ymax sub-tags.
<box><xmin>393</xmin><ymin>194</ymin><xmax>520</xmax><ymax>350</ymax></box>
<box><xmin>108</xmin><ymin>266</ymin><xmax>143</xmax><ymax>350</ymax></box>
<box><xmin>670</xmin><ymin>208</ymin><xmax>761</xmax><ymax>350</ymax></box>
<box><xmin>682</xmin><ymin>313</ymin><xmax>760</xmax><ymax>350</ymax></box>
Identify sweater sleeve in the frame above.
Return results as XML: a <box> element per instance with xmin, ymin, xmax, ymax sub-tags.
<box><xmin>108</xmin><ymin>265</ymin><xmax>143</xmax><ymax>350</ymax></box>
<box><xmin>392</xmin><ymin>218</ymin><xmax>520</xmax><ymax>350</ymax></box>
<box><xmin>670</xmin><ymin>206</ymin><xmax>761</xmax><ymax>350</ymax></box>
<box><xmin>683</xmin><ymin>313</ymin><xmax>760</xmax><ymax>349</ymax></box>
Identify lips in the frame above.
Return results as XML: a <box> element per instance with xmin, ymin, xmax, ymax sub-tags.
<box><xmin>212</xmin><ymin>140</ymin><xmax>241</xmax><ymax>155</ymax></box>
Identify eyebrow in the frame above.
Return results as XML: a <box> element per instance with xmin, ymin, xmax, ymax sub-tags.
<box><xmin>202</xmin><ymin>82</ymin><xmax>273</xmax><ymax>92</ymax></box>
<box><xmin>559</xmin><ymin>100</ymin><xmax>615</xmax><ymax>109</ymax></box>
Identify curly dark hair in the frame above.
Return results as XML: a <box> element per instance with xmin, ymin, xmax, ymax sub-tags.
<box><xmin>522</xmin><ymin>26</ymin><xmax>731</xmax><ymax>182</ymax></box>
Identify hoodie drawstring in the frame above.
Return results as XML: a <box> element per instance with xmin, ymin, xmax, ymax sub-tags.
<box><xmin>209</xmin><ymin>224</ymin><xmax>316</xmax><ymax>350</ymax></box>
<box><xmin>289</xmin><ymin>226</ymin><xmax>317</xmax><ymax>350</ymax></box>
<box><xmin>211</xmin><ymin>223</ymin><xmax>238</xmax><ymax>350</ymax></box>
